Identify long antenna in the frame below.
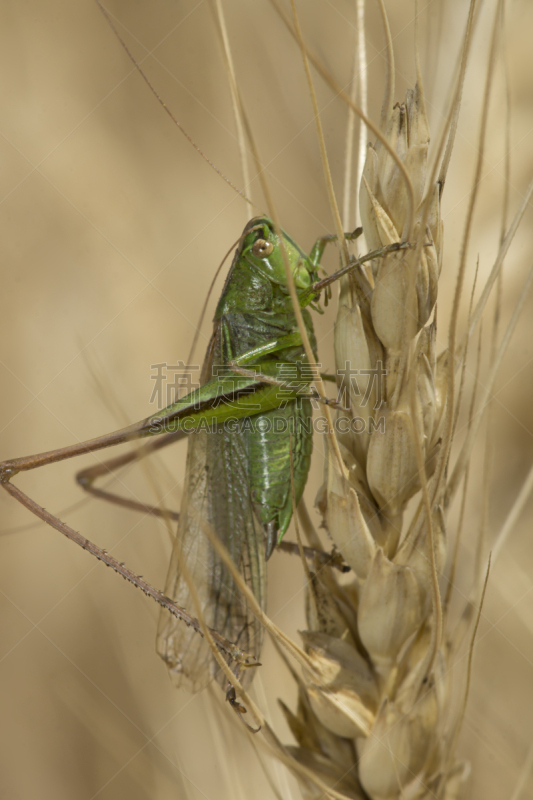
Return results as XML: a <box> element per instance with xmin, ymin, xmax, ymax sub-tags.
<box><xmin>94</xmin><ymin>0</ymin><xmax>253</xmax><ymax>206</ymax></box>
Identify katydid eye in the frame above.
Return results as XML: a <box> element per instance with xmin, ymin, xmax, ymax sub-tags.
<box><xmin>252</xmin><ymin>238</ymin><xmax>274</xmax><ymax>258</ymax></box>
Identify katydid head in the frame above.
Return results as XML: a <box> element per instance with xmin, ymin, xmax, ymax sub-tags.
<box><xmin>241</xmin><ymin>216</ymin><xmax>318</xmax><ymax>299</ymax></box>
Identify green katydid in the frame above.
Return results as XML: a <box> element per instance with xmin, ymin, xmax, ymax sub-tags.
<box><xmin>0</xmin><ymin>213</ymin><xmax>405</xmax><ymax>696</ymax></box>
<box><xmin>1</xmin><ymin>0</ymin><xmax>410</xmax><ymax>704</ymax></box>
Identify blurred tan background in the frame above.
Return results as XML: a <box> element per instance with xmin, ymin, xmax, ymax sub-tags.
<box><xmin>1</xmin><ymin>1</ymin><xmax>533</xmax><ymax>798</ymax></box>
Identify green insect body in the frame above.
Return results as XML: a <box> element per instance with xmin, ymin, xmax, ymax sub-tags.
<box><xmin>156</xmin><ymin>216</ymin><xmax>324</xmax><ymax>692</ymax></box>
<box><xmin>0</xmin><ymin>211</ymin><xmax>385</xmax><ymax>694</ymax></box>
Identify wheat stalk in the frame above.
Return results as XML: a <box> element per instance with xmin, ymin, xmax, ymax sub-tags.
<box><xmin>255</xmin><ymin>3</ymin><xmax>533</xmax><ymax>799</ymax></box>
<box><xmin>265</xmin><ymin>71</ymin><xmax>458</xmax><ymax>800</ymax></box>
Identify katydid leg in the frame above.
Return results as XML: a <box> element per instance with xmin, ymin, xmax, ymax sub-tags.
<box><xmin>76</xmin><ymin>430</ymin><xmax>185</xmax><ymax>521</ymax></box>
<box><xmin>1</xmin><ymin>478</ymin><xmax>255</xmax><ymax>668</ymax></box>
<box><xmin>309</xmin><ymin>226</ymin><xmax>363</xmax><ymax>267</ymax></box>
